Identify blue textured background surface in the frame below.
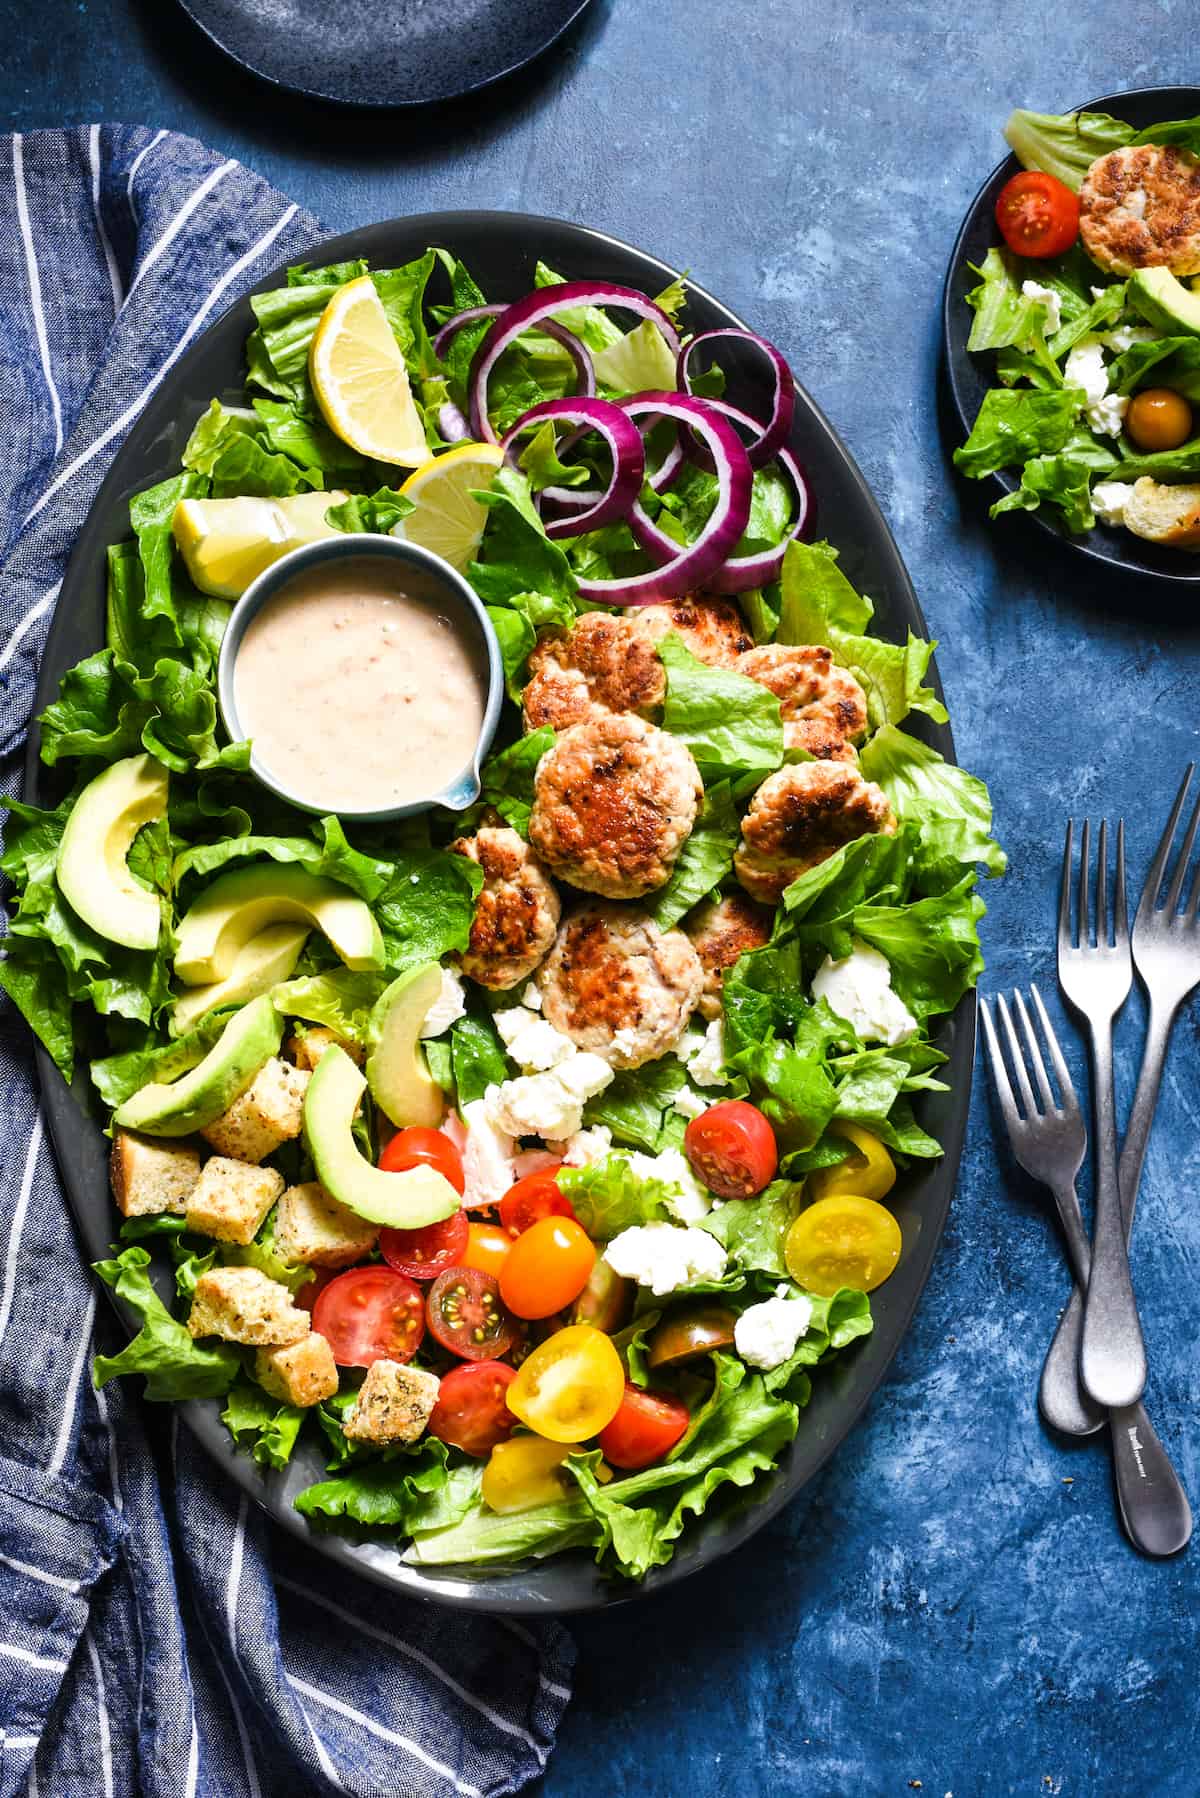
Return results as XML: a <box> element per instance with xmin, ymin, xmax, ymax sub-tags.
<box><xmin>8</xmin><ymin>1</ymin><xmax>1200</xmax><ymax>1790</ymax></box>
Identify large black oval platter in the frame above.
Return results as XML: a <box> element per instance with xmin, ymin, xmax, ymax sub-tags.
<box><xmin>29</xmin><ymin>211</ymin><xmax>975</xmax><ymax>1613</ymax></box>
<box><xmin>943</xmin><ymin>85</ymin><xmax>1200</xmax><ymax>586</ymax></box>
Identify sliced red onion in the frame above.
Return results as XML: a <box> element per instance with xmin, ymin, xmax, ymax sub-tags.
<box><xmin>436</xmin><ymin>303</ymin><xmax>595</xmax><ymax>434</ymax></box>
<box><xmin>433</xmin><ymin>303</ymin><xmax>505</xmax><ymax>360</ymax></box>
<box><xmin>503</xmin><ymin>398</ymin><xmax>645</xmax><ymax>540</ymax></box>
<box><xmin>631</xmin><ymin>397</ymin><xmax>811</xmax><ymax>592</ymax></box>
<box><xmin>436</xmin><ymin>400</ymin><xmax>471</xmax><ymax>442</ymax></box>
<box><xmin>678</xmin><ymin>328</ymin><xmax>795</xmax><ymax>469</ymax></box>
<box><xmin>469</xmin><ymin>283</ymin><xmax>681</xmax><ymax>443</ymax></box>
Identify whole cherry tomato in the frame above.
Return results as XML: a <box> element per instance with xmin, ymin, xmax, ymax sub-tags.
<box><xmin>499</xmin><ymin>1166</ymin><xmax>575</xmax><ymax>1237</ymax></box>
<box><xmin>994</xmin><ymin>169</ymin><xmax>1079</xmax><ymax>259</ymax></box>
<box><xmin>499</xmin><ymin>1217</ymin><xmax>595</xmax><ymax>1320</ymax></box>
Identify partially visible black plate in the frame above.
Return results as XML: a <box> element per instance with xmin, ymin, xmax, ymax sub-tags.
<box><xmin>32</xmin><ymin>211</ymin><xmax>975</xmax><ymax>1613</ymax></box>
<box><xmin>943</xmin><ymin>84</ymin><xmax>1200</xmax><ymax>586</ymax></box>
<box><xmin>174</xmin><ymin>0</ymin><xmax>593</xmax><ymax>107</ymax></box>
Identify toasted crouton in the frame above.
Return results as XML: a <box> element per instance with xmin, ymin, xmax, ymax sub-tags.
<box><xmin>274</xmin><ymin>1181</ymin><xmax>379</xmax><ymax>1268</ymax></box>
<box><xmin>109</xmin><ymin>1130</ymin><xmax>201</xmax><ymax>1218</ymax></box>
<box><xmin>343</xmin><ymin>1359</ymin><xmax>440</xmax><ymax>1445</ymax></box>
<box><xmin>255</xmin><ymin>1332</ymin><xmax>339</xmax><ymax>1408</ymax></box>
<box><xmin>287</xmin><ymin>1027</ymin><xmax>364</xmax><ymax>1072</ymax></box>
<box><xmin>1123</xmin><ymin>476</ymin><xmax>1200</xmax><ymax>550</ymax></box>
<box><xmin>185</xmin><ymin>1157</ymin><xmax>285</xmax><ymax>1245</ymax></box>
<box><xmin>187</xmin><ymin>1267</ymin><xmax>309</xmax><ymax>1346</ymax></box>
<box><xmin>200</xmin><ymin>1057</ymin><xmax>309</xmax><ymax>1164</ymax></box>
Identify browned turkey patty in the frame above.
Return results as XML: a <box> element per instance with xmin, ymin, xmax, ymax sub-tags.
<box><xmin>736</xmin><ymin>644</ymin><xmax>869</xmax><ymax>760</ymax></box>
<box><xmin>1080</xmin><ymin>144</ymin><xmax>1200</xmax><ymax>276</ymax></box>
<box><xmin>537</xmin><ymin>904</ymin><xmax>704</xmax><ymax>1069</ymax></box>
<box><xmin>735</xmin><ymin>761</ymin><xmax>895</xmax><ymax>904</ymax></box>
<box><xmin>685</xmin><ymin>892</ymin><xmax>775</xmax><ymax>1019</ymax></box>
<box><xmin>449</xmin><ymin>826</ymin><xmax>561</xmax><ymax>989</ymax></box>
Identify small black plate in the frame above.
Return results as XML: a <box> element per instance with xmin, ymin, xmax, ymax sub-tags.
<box><xmin>31</xmin><ymin>211</ymin><xmax>975</xmax><ymax>1614</ymax></box>
<box><xmin>173</xmin><ymin>0</ymin><xmax>593</xmax><ymax>108</ymax></box>
<box><xmin>943</xmin><ymin>84</ymin><xmax>1200</xmax><ymax>586</ymax></box>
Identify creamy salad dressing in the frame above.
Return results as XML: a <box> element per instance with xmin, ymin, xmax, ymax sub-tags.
<box><xmin>234</xmin><ymin>556</ymin><xmax>486</xmax><ymax>812</ymax></box>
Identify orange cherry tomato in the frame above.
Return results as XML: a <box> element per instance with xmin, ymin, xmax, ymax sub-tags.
<box><xmin>994</xmin><ymin>170</ymin><xmax>1079</xmax><ymax>259</ymax></box>
<box><xmin>1126</xmin><ymin>387</ymin><xmax>1193</xmax><ymax>452</ymax></box>
<box><xmin>499</xmin><ymin>1216</ymin><xmax>595</xmax><ymax>1320</ymax></box>
<box><xmin>462</xmin><ymin>1220</ymin><xmax>511</xmax><ymax>1278</ymax></box>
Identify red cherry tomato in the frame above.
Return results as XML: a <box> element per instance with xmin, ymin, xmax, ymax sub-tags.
<box><xmin>994</xmin><ymin>170</ymin><xmax>1079</xmax><ymax>259</ymax></box>
<box><xmin>379</xmin><ymin>1207</ymin><xmax>469</xmax><ymax>1281</ymax></box>
<box><xmin>499</xmin><ymin>1216</ymin><xmax>596</xmax><ymax>1320</ymax></box>
<box><xmin>379</xmin><ymin>1126</ymin><xmax>465</xmax><ymax>1195</ymax></box>
<box><xmin>498</xmin><ymin>1165</ymin><xmax>575</xmax><ymax>1237</ymax></box>
<box><xmin>312</xmin><ymin>1266</ymin><xmax>425</xmax><ymax>1368</ymax></box>
<box><xmin>597</xmin><ymin>1383</ymin><xmax>690</xmax><ymax>1470</ymax></box>
<box><xmin>426</xmin><ymin>1267</ymin><xmax>520</xmax><ymax>1361</ymax></box>
<box><xmin>428</xmin><ymin>1360</ymin><xmax>518</xmax><ymax>1457</ymax></box>
<box><xmin>684</xmin><ymin>1100</ymin><xmax>778</xmax><ymax>1200</ymax></box>
<box><xmin>295</xmin><ymin>1268</ymin><xmax>335</xmax><ymax>1314</ymax></box>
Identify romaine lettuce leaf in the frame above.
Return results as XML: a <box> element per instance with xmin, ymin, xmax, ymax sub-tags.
<box><xmin>583</xmin><ymin>1058</ymin><xmax>690</xmax><ymax>1153</ymax></box>
<box><xmin>658</xmin><ymin>633</ymin><xmax>783</xmax><ymax>779</ymax></box>
<box><xmin>479</xmin><ymin>727</ymin><xmax>555</xmax><ymax>835</ymax></box>
<box><xmin>221</xmin><ymin>1378</ymin><xmax>306</xmax><ymax>1470</ymax></box>
<box><xmin>326</xmin><ymin>488</ymin><xmax>412</xmax><ymax>534</ymax></box>
<box><xmin>450</xmin><ymin>1011</ymin><xmax>509</xmax><ymax>1109</ymax></box>
<box><xmin>404</xmin><ymin>1494</ymin><xmax>597</xmax><ymax>1566</ymax></box>
<box><xmin>558</xmin><ymin>1155</ymin><xmax>676</xmax><ymax>1239</ymax></box>
<box><xmin>269</xmin><ymin>969</ymin><xmax>386</xmax><ymax>1046</ymax></box>
<box><xmin>295</xmin><ymin>1437</ymin><xmax>476</xmax><ymax>1532</ymax></box>
<box><xmin>1003</xmin><ymin>108</ymin><xmax>1135</xmax><ymax>190</ymax></box>
<box><xmin>645</xmin><ymin>781</ymin><xmax>739</xmax><ymax>931</ymax></box>
<box><xmin>954</xmin><ymin>387</ymin><xmax>1083</xmax><ymax>479</ymax></box>
<box><xmin>853</xmin><ymin>876</ymin><xmax>986</xmax><ymax>1024</ymax></box>
<box><xmin>92</xmin><ymin>1246</ymin><xmax>239</xmax><ymax>1401</ymax></box>
<box><xmin>858</xmin><ymin>725</ymin><xmax>1006</xmax><ymax>886</ymax></box>
<box><xmin>468</xmin><ymin>468</ymin><xmax>578</xmax><ymax>612</ymax></box>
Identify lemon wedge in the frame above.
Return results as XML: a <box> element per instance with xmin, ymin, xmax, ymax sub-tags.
<box><xmin>397</xmin><ymin>442</ymin><xmax>506</xmax><ymax>572</ymax></box>
<box><xmin>309</xmin><ymin>276</ymin><xmax>428</xmax><ymax>466</ymax></box>
<box><xmin>173</xmin><ymin>492</ymin><xmax>348</xmax><ymax>599</ymax></box>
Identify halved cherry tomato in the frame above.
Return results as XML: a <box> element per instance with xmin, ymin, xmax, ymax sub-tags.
<box><xmin>785</xmin><ymin>1195</ymin><xmax>902</xmax><ymax>1296</ymax></box>
<box><xmin>499</xmin><ymin>1216</ymin><xmax>595</xmax><ymax>1320</ymax></box>
<box><xmin>507</xmin><ymin>1322</ymin><xmax>625</xmax><ymax>1442</ymax></box>
<box><xmin>646</xmin><ymin>1303</ymin><xmax>737</xmax><ymax>1369</ymax></box>
<box><xmin>481</xmin><ymin>1434</ymin><xmax>580</xmax><ymax>1512</ymax></box>
<box><xmin>312</xmin><ymin>1266</ymin><xmax>425</xmax><ymax>1367</ymax></box>
<box><xmin>379</xmin><ymin>1207</ymin><xmax>469</xmax><ymax>1281</ymax></box>
<box><xmin>379</xmin><ymin>1126</ymin><xmax>465</xmax><ymax>1195</ymax></box>
<box><xmin>462</xmin><ymin>1219</ymin><xmax>511</xmax><ymax>1277</ymax></box>
<box><xmin>426</xmin><ymin>1267</ymin><xmax>520</xmax><ymax>1361</ymax></box>
<box><xmin>568</xmin><ymin>1259</ymin><xmax>633</xmax><ymax>1334</ymax></box>
<box><xmin>994</xmin><ymin>169</ymin><xmax>1079</xmax><ymax>259</ymax></box>
<box><xmin>684</xmin><ymin>1100</ymin><xmax>778</xmax><ymax>1200</ymax></box>
<box><xmin>597</xmin><ymin>1383</ymin><xmax>690</xmax><ymax>1470</ymax></box>
<box><xmin>808</xmin><ymin>1123</ymin><xmax>896</xmax><ymax>1204</ymax></box>
<box><xmin>295</xmin><ymin>1267</ymin><xmax>334</xmax><ymax>1314</ymax></box>
<box><xmin>428</xmin><ymin>1360</ymin><xmax>517</xmax><ymax>1457</ymax></box>
<box><xmin>499</xmin><ymin>1165</ymin><xmax>575</xmax><ymax>1237</ymax></box>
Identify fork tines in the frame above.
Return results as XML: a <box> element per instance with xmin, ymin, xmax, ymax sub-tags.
<box><xmin>1138</xmin><ymin>762</ymin><xmax>1200</xmax><ymax>925</ymax></box>
<box><xmin>1059</xmin><ymin>817</ymin><xmax>1128</xmax><ymax>954</ymax></box>
<box><xmin>981</xmin><ymin>985</ymin><xmax>1079</xmax><ymax>1128</ymax></box>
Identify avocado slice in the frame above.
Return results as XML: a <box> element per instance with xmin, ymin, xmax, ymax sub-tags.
<box><xmin>56</xmin><ymin>753</ymin><xmax>167</xmax><ymax>952</ymax></box>
<box><xmin>365</xmin><ymin>963</ymin><xmax>445</xmax><ymax>1130</ymax></box>
<box><xmin>113</xmin><ymin>995</ymin><xmax>283</xmax><ymax>1135</ymax></box>
<box><xmin>170</xmin><ymin>922</ymin><xmax>311</xmax><ymax>1036</ymax></box>
<box><xmin>304</xmin><ymin>1044</ymin><xmax>460</xmax><ymax>1227</ymax></box>
<box><xmin>1128</xmin><ymin>267</ymin><xmax>1200</xmax><ymax>338</ymax></box>
<box><xmin>175</xmin><ymin>864</ymin><xmax>385</xmax><ymax>985</ymax></box>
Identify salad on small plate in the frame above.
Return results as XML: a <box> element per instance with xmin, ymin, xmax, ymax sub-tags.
<box><xmin>2</xmin><ymin>242</ymin><xmax>1003</xmax><ymax>1583</ymax></box>
<box><xmin>948</xmin><ymin>90</ymin><xmax>1200</xmax><ymax>564</ymax></box>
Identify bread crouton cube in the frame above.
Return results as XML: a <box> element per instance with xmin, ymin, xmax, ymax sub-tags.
<box><xmin>186</xmin><ymin>1267</ymin><xmax>309</xmax><ymax>1346</ymax></box>
<box><xmin>109</xmin><ymin>1130</ymin><xmax>201</xmax><ymax>1218</ymax></box>
<box><xmin>343</xmin><ymin>1359</ymin><xmax>440</xmax><ymax>1445</ymax></box>
<box><xmin>185</xmin><ymin>1157</ymin><xmax>285</xmax><ymax>1245</ymax></box>
<box><xmin>199</xmin><ymin>1058</ymin><xmax>309</xmax><ymax>1164</ymax></box>
<box><xmin>255</xmin><ymin>1332</ymin><xmax>339</xmax><ymax>1408</ymax></box>
<box><xmin>274</xmin><ymin>1181</ymin><xmax>379</xmax><ymax>1268</ymax></box>
<box><xmin>287</xmin><ymin>1027</ymin><xmax>364</xmax><ymax>1072</ymax></box>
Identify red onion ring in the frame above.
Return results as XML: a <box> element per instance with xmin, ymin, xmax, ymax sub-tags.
<box><xmin>436</xmin><ymin>303</ymin><xmax>595</xmax><ymax>430</ymax></box>
<box><xmin>469</xmin><ymin>283</ymin><xmax>681</xmax><ymax>443</ymax></box>
<box><xmin>678</xmin><ymin>328</ymin><xmax>795</xmax><ymax>469</ymax></box>
<box><xmin>502</xmin><ymin>399</ymin><xmax>645</xmax><ymax>540</ymax></box>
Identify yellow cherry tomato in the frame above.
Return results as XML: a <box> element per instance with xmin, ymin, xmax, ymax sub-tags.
<box><xmin>807</xmin><ymin>1123</ymin><xmax>896</xmax><ymax>1204</ymax></box>
<box><xmin>785</xmin><ymin>1195</ymin><xmax>902</xmax><ymax>1296</ymax></box>
<box><xmin>481</xmin><ymin>1435</ymin><xmax>580</xmax><ymax>1513</ymax></box>
<box><xmin>462</xmin><ymin>1220</ymin><xmax>511</xmax><ymax>1278</ymax></box>
<box><xmin>506</xmin><ymin>1322</ymin><xmax>625</xmax><ymax>1443</ymax></box>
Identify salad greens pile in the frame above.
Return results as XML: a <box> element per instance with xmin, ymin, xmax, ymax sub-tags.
<box><xmin>0</xmin><ymin>247</ymin><xmax>1004</xmax><ymax>1580</ymax></box>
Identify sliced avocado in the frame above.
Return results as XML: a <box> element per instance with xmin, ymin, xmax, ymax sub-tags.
<box><xmin>170</xmin><ymin>921</ymin><xmax>311</xmax><ymax>1036</ymax></box>
<box><xmin>304</xmin><ymin>1045</ymin><xmax>459</xmax><ymax>1227</ymax></box>
<box><xmin>174</xmin><ymin>863</ymin><xmax>385</xmax><ymax>985</ymax></box>
<box><xmin>365</xmin><ymin>963</ymin><xmax>445</xmax><ymax>1130</ymax></box>
<box><xmin>56</xmin><ymin>754</ymin><xmax>167</xmax><ymax>951</ymax></box>
<box><xmin>113</xmin><ymin>995</ymin><xmax>282</xmax><ymax>1135</ymax></box>
<box><xmin>1128</xmin><ymin>267</ymin><xmax>1200</xmax><ymax>338</ymax></box>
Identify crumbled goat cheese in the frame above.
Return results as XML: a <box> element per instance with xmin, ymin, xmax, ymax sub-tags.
<box><xmin>672</xmin><ymin>1085</ymin><xmax>710</xmax><ymax>1121</ymax></box>
<box><xmin>460</xmin><ymin>1098</ymin><xmax>516</xmax><ymax>1208</ymax></box>
<box><xmin>551</xmin><ymin>1125</ymin><xmax>614</xmax><ymax>1167</ymax></box>
<box><xmin>521</xmin><ymin>981</ymin><xmax>543</xmax><ymax>1011</ymax></box>
<box><xmin>734</xmin><ymin>1294</ymin><xmax>814</xmax><ymax>1370</ymax></box>
<box><xmin>493</xmin><ymin>1006</ymin><xmax>575</xmax><ymax>1071</ymax></box>
<box><xmin>1091</xmin><ymin>480</ymin><xmax>1137</xmax><ymax>527</ymax></box>
<box><xmin>1064</xmin><ymin>335</ymin><xmax>1129</xmax><ymax>436</ymax></box>
<box><xmin>1020</xmin><ymin>279</ymin><xmax>1062</xmax><ymax>336</ymax></box>
<box><xmin>419</xmin><ymin>968</ymin><xmax>467</xmax><ymax>1039</ymax></box>
<box><xmin>485</xmin><ymin>1055</ymin><xmax>613</xmax><ymax>1141</ymax></box>
<box><xmin>604</xmin><ymin>1222</ymin><xmax>728</xmax><ymax>1296</ymax></box>
<box><xmin>1101</xmin><ymin>323</ymin><xmax>1155</xmax><ymax>354</ymax></box>
<box><xmin>811</xmin><ymin>939</ymin><xmax>917</xmax><ymax>1046</ymax></box>
<box><xmin>1088</xmin><ymin>392</ymin><xmax>1129</xmax><ymax>438</ymax></box>
<box><xmin>625</xmin><ymin>1147</ymin><xmax>713</xmax><ymax>1223</ymax></box>
<box><xmin>675</xmin><ymin>1017</ymin><xmax>728</xmax><ymax>1087</ymax></box>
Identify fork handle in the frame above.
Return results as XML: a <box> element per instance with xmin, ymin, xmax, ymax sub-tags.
<box><xmin>1117</xmin><ymin>998</ymin><xmax>1175</xmax><ymax>1234</ymax></box>
<box><xmin>1109</xmin><ymin>1400</ymin><xmax>1193</xmax><ymax>1557</ymax></box>
<box><xmin>1080</xmin><ymin>1019</ymin><xmax>1148</xmax><ymax>1410</ymax></box>
<box><xmin>1040</xmin><ymin>1181</ymin><xmax>1106</xmax><ymax>1436</ymax></box>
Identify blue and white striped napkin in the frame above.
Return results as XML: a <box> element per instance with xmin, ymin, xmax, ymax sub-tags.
<box><xmin>0</xmin><ymin>125</ymin><xmax>573</xmax><ymax>1798</ymax></box>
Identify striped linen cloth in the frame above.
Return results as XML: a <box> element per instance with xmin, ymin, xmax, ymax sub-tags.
<box><xmin>0</xmin><ymin>127</ymin><xmax>573</xmax><ymax>1798</ymax></box>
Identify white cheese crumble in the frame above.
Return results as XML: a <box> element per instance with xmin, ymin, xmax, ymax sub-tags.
<box><xmin>674</xmin><ymin>1017</ymin><xmax>728</xmax><ymax>1087</ymax></box>
<box><xmin>419</xmin><ymin>967</ymin><xmax>467</xmax><ymax>1038</ymax></box>
<box><xmin>485</xmin><ymin>1055</ymin><xmax>613</xmax><ymax>1141</ymax></box>
<box><xmin>521</xmin><ymin>981</ymin><xmax>543</xmax><ymax>1012</ymax></box>
<box><xmin>1091</xmin><ymin>480</ymin><xmax>1137</xmax><ymax>527</ymax></box>
<box><xmin>492</xmin><ymin>1005</ymin><xmax>575</xmax><ymax>1071</ymax></box>
<box><xmin>672</xmin><ymin>1085</ymin><xmax>709</xmax><ymax>1121</ymax></box>
<box><xmin>460</xmin><ymin>1097</ymin><xmax>516</xmax><ymax>1209</ymax></box>
<box><xmin>1063</xmin><ymin>335</ymin><xmax>1129</xmax><ymax>437</ymax></box>
<box><xmin>604</xmin><ymin>1221</ymin><xmax>728</xmax><ymax>1296</ymax></box>
<box><xmin>734</xmin><ymin>1294</ymin><xmax>814</xmax><ymax>1370</ymax></box>
<box><xmin>552</xmin><ymin>1124</ymin><xmax>613</xmax><ymax>1167</ymax></box>
<box><xmin>1089</xmin><ymin>392</ymin><xmax>1129</xmax><ymax>438</ymax></box>
<box><xmin>1101</xmin><ymin>323</ymin><xmax>1155</xmax><ymax>354</ymax></box>
<box><xmin>811</xmin><ymin>939</ymin><xmax>917</xmax><ymax>1046</ymax></box>
<box><xmin>625</xmin><ymin>1146</ymin><xmax>713</xmax><ymax>1223</ymax></box>
<box><xmin>1020</xmin><ymin>278</ymin><xmax>1062</xmax><ymax>336</ymax></box>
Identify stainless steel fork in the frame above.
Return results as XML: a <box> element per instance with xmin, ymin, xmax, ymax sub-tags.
<box><xmin>981</xmin><ymin>988</ymin><xmax>1191</xmax><ymax>1557</ymax></box>
<box><xmin>1044</xmin><ymin>767</ymin><xmax>1200</xmax><ymax>1428</ymax></box>
<box><xmin>1057</xmin><ymin>818</ymin><xmax>1147</xmax><ymax>1410</ymax></box>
